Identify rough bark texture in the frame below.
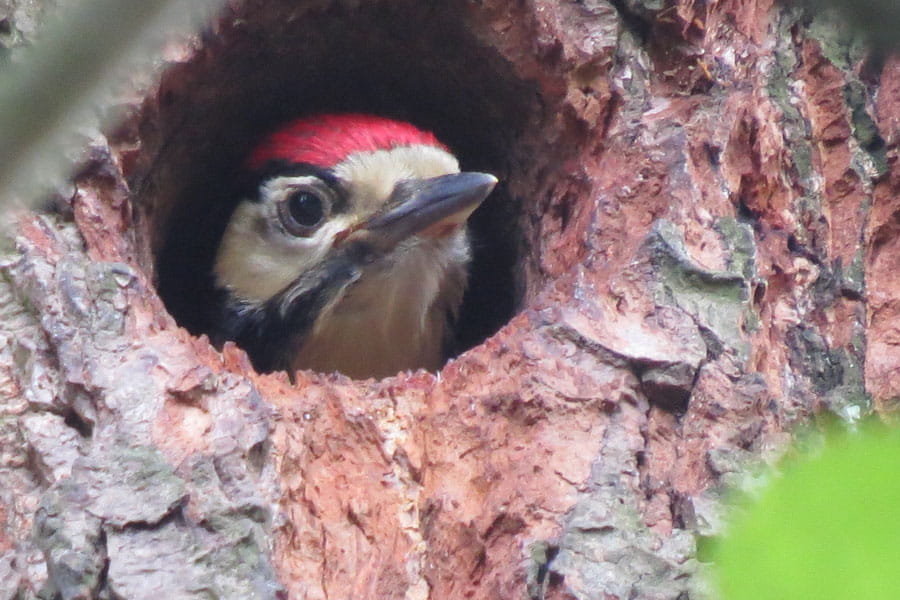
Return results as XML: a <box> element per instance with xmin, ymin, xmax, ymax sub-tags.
<box><xmin>0</xmin><ymin>0</ymin><xmax>896</xmax><ymax>599</ymax></box>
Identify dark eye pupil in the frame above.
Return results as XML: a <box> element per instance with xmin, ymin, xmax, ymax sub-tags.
<box><xmin>288</xmin><ymin>192</ymin><xmax>324</xmax><ymax>227</ymax></box>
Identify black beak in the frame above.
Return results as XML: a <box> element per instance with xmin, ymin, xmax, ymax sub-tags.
<box><xmin>347</xmin><ymin>172</ymin><xmax>497</xmax><ymax>252</ymax></box>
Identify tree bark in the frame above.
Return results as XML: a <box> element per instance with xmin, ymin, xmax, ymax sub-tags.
<box><xmin>1</xmin><ymin>0</ymin><xmax>897</xmax><ymax>599</ymax></box>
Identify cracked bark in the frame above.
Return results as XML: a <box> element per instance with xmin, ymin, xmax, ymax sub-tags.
<box><xmin>1</xmin><ymin>0</ymin><xmax>897</xmax><ymax>599</ymax></box>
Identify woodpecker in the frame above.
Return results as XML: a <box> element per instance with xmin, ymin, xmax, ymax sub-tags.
<box><xmin>211</xmin><ymin>114</ymin><xmax>497</xmax><ymax>379</ymax></box>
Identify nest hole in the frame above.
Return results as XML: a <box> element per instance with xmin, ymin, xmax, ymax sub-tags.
<box><xmin>133</xmin><ymin>0</ymin><xmax>555</xmax><ymax>375</ymax></box>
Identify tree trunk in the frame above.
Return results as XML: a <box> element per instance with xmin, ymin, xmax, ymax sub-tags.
<box><xmin>1</xmin><ymin>0</ymin><xmax>896</xmax><ymax>598</ymax></box>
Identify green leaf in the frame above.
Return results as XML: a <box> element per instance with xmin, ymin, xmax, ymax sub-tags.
<box><xmin>715</xmin><ymin>426</ymin><xmax>900</xmax><ymax>599</ymax></box>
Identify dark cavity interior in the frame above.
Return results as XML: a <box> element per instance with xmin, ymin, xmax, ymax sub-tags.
<box><xmin>133</xmin><ymin>0</ymin><xmax>544</xmax><ymax>372</ymax></box>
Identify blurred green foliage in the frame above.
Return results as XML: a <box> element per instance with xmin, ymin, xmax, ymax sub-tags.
<box><xmin>808</xmin><ymin>0</ymin><xmax>900</xmax><ymax>49</ymax></box>
<box><xmin>715</xmin><ymin>424</ymin><xmax>900</xmax><ymax>599</ymax></box>
<box><xmin>0</xmin><ymin>0</ymin><xmax>225</xmax><ymax>200</ymax></box>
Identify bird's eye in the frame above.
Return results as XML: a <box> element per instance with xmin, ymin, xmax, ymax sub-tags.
<box><xmin>288</xmin><ymin>192</ymin><xmax>325</xmax><ymax>226</ymax></box>
<box><xmin>278</xmin><ymin>188</ymin><xmax>330</xmax><ymax>237</ymax></box>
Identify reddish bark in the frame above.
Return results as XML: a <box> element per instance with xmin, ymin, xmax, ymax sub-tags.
<box><xmin>0</xmin><ymin>0</ymin><xmax>897</xmax><ymax>599</ymax></box>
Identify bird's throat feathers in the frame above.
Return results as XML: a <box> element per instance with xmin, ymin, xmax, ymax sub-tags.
<box><xmin>223</xmin><ymin>230</ymin><xmax>470</xmax><ymax>379</ymax></box>
<box><xmin>290</xmin><ymin>230</ymin><xmax>470</xmax><ymax>378</ymax></box>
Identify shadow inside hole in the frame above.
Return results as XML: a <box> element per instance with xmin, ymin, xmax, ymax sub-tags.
<box><xmin>150</xmin><ymin>1</ymin><xmax>539</xmax><ymax>371</ymax></box>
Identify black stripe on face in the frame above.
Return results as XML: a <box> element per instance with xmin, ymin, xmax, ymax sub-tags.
<box><xmin>212</xmin><ymin>238</ymin><xmax>374</xmax><ymax>374</ymax></box>
<box><xmin>239</xmin><ymin>161</ymin><xmax>350</xmax><ymax>215</ymax></box>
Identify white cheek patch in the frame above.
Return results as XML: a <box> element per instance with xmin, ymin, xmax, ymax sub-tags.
<box><xmin>214</xmin><ymin>200</ymin><xmax>352</xmax><ymax>304</ymax></box>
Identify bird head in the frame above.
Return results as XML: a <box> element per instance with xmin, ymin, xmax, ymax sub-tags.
<box><xmin>213</xmin><ymin>114</ymin><xmax>497</xmax><ymax>378</ymax></box>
